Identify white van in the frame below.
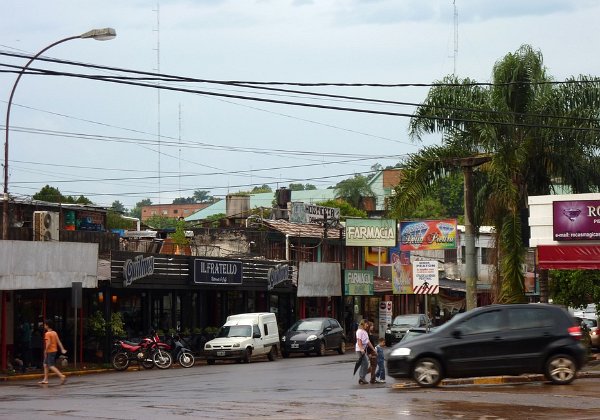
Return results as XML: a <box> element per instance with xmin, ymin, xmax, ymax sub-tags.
<box><xmin>204</xmin><ymin>312</ymin><xmax>279</xmax><ymax>364</ymax></box>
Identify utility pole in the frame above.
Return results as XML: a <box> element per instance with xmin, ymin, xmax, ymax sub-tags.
<box><xmin>450</xmin><ymin>155</ymin><xmax>491</xmax><ymax>311</ymax></box>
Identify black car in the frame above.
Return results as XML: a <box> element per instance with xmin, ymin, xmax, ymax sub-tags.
<box><xmin>281</xmin><ymin>317</ymin><xmax>346</xmax><ymax>358</ymax></box>
<box><xmin>385</xmin><ymin>314</ymin><xmax>432</xmax><ymax>347</ymax></box>
<box><xmin>387</xmin><ymin>304</ymin><xmax>587</xmax><ymax>387</ymax></box>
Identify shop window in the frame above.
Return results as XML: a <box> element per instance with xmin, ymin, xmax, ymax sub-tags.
<box><xmin>481</xmin><ymin>247</ymin><xmax>494</xmax><ymax>265</ymax></box>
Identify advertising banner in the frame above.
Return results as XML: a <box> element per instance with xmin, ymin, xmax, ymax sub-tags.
<box><xmin>552</xmin><ymin>200</ymin><xmax>600</xmax><ymax>241</ymax></box>
<box><xmin>193</xmin><ymin>258</ymin><xmax>243</xmax><ymax>285</ymax></box>
<box><xmin>290</xmin><ymin>202</ymin><xmax>340</xmax><ymax>224</ymax></box>
<box><xmin>391</xmin><ymin>249</ymin><xmax>413</xmax><ymax>294</ymax></box>
<box><xmin>344</xmin><ymin>270</ymin><xmax>374</xmax><ymax>295</ymax></box>
<box><xmin>378</xmin><ymin>301</ymin><xmax>392</xmax><ymax>337</ymax></box>
<box><xmin>412</xmin><ymin>260</ymin><xmax>439</xmax><ymax>294</ymax></box>
<box><xmin>400</xmin><ymin>219</ymin><xmax>457</xmax><ymax>251</ymax></box>
<box><xmin>345</xmin><ymin>218</ymin><xmax>396</xmax><ymax>247</ymax></box>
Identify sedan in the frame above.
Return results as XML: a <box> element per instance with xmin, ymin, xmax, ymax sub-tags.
<box><xmin>387</xmin><ymin>304</ymin><xmax>587</xmax><ymax>387</ymax></box>
<box><xmin>281</xmin><ymin>317</ymin><xmax>346</xmax><ymax>358</ymax></box>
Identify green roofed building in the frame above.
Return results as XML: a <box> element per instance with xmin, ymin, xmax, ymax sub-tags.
<box><xmin>184</xmin><ymin>189</ymin><xmax>337</xmax><ymax>222</ymax></box>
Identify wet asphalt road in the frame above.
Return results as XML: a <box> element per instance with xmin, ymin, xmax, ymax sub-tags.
<box><xmin>1</xmin><ymin>351</ymin><xmax>600</xmax><ymax>419</ymax></box>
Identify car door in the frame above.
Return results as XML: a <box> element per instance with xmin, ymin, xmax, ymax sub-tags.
<box><xmin>503</xmin><ymin>306</ymin><xmax>556</xmax><ymax>373</ymax></box>
<box><xmin>251</xmin><ymin>324</ymin><xmax>266</xmax><ymax>355</ymax></box>
<box><xmin>326</xmin><ymin>319</ymin><xmax>342</xmax><ymax>349</ymax></box>
<box><xmin>442</xmin><ymin>308</ymin><xmax>509</xmax><ymax>377</ymax></box>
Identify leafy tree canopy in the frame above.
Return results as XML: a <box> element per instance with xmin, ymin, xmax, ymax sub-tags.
<box><xmin>129</xmin><ymin>199</ymin><xmax>152</xmax><ymax>220</ymax></box>
<box><xmin>193</xmin><ymin>190</ymin><xmax>214</xmax><ymax>203</ymax></box>
<box><xmin>110</xmin><ymin>200</ymin><xmax>126</xmax><ymax>213</ymax></box>
<box><xmin>172</xmin><ymin>197</ymin><xmax>196</xmax><ymax>204</ymax></box>
<box><xmin>106</xmin><ymin>210</ymin><xmax>137</xmax><ymax>230</ymax></box>
<box><xmin>334</xmin><ymin>174</ymin><xmax>375</xmax><ymax>209</ymax></box>
<box><xmin>33</xmin><ymin>185</ymin><xmax>93</xmax><ymax>205</ymax></box>
<box><xmin>288</xmin><ymin>183</ymin><xmax>318</xmax><ymax>191</ymax></box>
<box><xmin>251</xmin><ymin>184</ymin><xmax>273</xmax><ymax>194</ymax></box>
<box><xmin>145</xmin><ymin>215</ymin><xmax>177</xmax><ymax>229</ymax></box>
<box><xmin>549</xmin><ymin>270</ymin><xmax>600</xmax><ymax>311</ymax></box>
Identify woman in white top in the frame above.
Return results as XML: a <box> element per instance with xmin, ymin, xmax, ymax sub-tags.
<box><xmin>355</xmin><ymin>319</ymin><xmax>375</xmax><ymax>385</ymax></box>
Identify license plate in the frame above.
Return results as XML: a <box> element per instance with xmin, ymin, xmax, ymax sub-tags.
<box><xmin>217</xmin><ymin>351</ymin><xmax>226</xmax><ymax>356</ymax></box>
<box><xmin>291</xmin><ymin>344</ymin><xmax>299</xmax><ymax>349</ymax></box>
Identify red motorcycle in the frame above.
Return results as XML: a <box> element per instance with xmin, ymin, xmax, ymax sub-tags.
<box><xmin>112</xmin><ymin>332</ymin><xmax>173</xmax><ymax>371</ymax></box>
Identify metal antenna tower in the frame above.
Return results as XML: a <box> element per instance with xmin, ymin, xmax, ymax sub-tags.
<box><xmin>453</xmin><ymin>0</ymin><xmax>458</xmax><ymax>75</ymax></box>
<box><xmin>153</xmin><ymin>2</ymin><xmax>162</xmax><ymax>204</ymax></box>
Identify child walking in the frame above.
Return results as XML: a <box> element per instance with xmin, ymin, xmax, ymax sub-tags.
<box><xmin>38</xmin><ymin>319</ymin><xmax>67</xmax><ymax>385</ymax></box>
<box><xmin>375</xmin><ymin>337</ymin><xmax>386</xmax><ymax>383</ymax></box>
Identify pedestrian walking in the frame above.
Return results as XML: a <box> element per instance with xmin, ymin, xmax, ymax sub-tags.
<box><xmin>354</xmin><ymin>319</ymin><xmax>375</xmax><ymax>385</ymax></box>
<box><xmin>367</xmin><ymin>321</ymin><xmax>377</xmax><ymax>384</ymax></box>
<box><xmin>374</xmin><ymin>337</ymin><xmax>386</xmax><ymax>383</ymax></box>
<box><xmin>38</xmin><ymin>319</ymin><xmax>67</xmax><ymax>385</ymax></box>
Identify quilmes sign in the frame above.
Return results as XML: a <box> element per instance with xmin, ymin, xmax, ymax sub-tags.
<box><xmin>290</xmin><ymin>202</ymin><xmax>340</xmax><ymax>224</ymax></box>
<box><xmin>345</xmin><ymin>218</ymin><xmax>396</xmax><ymax>247</ymax></box>
<box><xmin>194</xmin><ymin>258</ymin><xmax>243</xmax><ymax>285</ymax></box>
<box><xmin>267</xmin><ymin>264</ymin><xmax>289</xmax><ymax>290</ymax></box>
<box><xmin>123</xmin><ymin>255</ymin><xmax>155</xmax><ymax>287</ymax></box>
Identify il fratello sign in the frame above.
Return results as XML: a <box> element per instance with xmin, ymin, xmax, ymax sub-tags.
<box><xmin>193</xmin><ymin>258</ymin><xmax>243</xmax><ymax>285</ymax></box>
<box><xmin>345</xmin><ymin>219</ymin><xmax>396</xmax><ymax>247</ymax></box>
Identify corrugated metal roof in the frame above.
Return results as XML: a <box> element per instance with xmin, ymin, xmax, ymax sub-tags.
<box><xmin>185</xmin><ymin>189</ymin><xmax>337</xmax><ymax>222</ymax></box>
<box><xmin>261</xmin><ymin>219</ymin><xmax>343</xmax><ymax>239</ymax></box>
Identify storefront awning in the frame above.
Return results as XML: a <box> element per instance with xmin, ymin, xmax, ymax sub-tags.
<box><xmin>537</xmin><ymin>245</ymin><xmax>600</xmax><ymax>270</ymax></box>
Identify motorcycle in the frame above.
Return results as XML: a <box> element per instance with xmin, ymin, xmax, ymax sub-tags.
<box><xmin>112</xmin><ymin>332</ymin><xmax>173</xmax><ymax>371</ymax></box>
<box><xmin>167</xmin><ymin>333</ymin><xmax>195</xmax><ymax>368</ymax></box>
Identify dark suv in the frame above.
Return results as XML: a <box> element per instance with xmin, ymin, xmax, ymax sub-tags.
<box><xmin>387</xmin><ymin>304</ymin><xmax>587</xmax><ymax>387</ymax></box>
<box><xmin>385</xmin><ymin>314</ymin><xmax>431</xmax><ymax>347</ymax></box>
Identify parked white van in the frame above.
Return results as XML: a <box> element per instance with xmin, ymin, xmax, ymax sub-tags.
<box><xmin>204</xmin><ymin>312</ymin><xmax>280</xmax><ymax>364</ymax></box>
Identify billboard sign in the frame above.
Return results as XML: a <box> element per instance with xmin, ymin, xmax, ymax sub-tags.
<box><xmin>553</xmin><ymin>200</ymin><xmax>600</xmax><ymax>241</ymax></box>
<box><xmin>400</xmin><ymin>219</ymin><xmax>457</xmax><ymax>251</ymax></box>
<box><xmin>290</xmin><ymin>202</ymin><xmax>340</xmax><ymax>224</ymax></box>
<box><xmin>193</xmin><ymin>258</ymin><xmax>243</xmax><ymax>285</ymax></box>
<box><xmin>412</xmin><ymin>260</ymin><xmax>439</xmax><ymax>294</ymax></box>
<box><xmin>344</xmin><ymin>270</ymin><xmax>374</xmax><ymax>296</ymax></box>
<box><xmin>345</xmin><ymin>219</ymin><xmax>396</xmax><ymax>247</ymax></box>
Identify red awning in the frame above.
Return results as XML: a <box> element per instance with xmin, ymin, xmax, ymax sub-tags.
<box><xmin>537</xmin><ymin>245</ymin><xmax>600</xmax><ymax>270</ymax></box>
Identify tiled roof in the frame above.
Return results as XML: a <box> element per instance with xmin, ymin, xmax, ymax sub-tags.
<box><xmin>261</xmin><ymin>219</ymin><xmax>343</xmax><ymax>240</ymax></box>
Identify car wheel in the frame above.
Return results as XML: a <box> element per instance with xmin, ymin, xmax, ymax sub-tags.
<box><xmin>412</xmin><ymin>357</ymin><xmax>442</xmax><ymax>387</ymax></box>
<box><xmin>267</xmin><ymin>346</ymin><xmax>277</xmax><ymax>361</ymax></box>
<box><xmin>206</xmin><ymin>359</ymin><xmax>215</xmax><ymax>365</ymax></box>
<box><xmin>243</xmin><ymin>347</ymin><xmax>252</xmax><ymax>363</ymax></box>
<box><xmin>316</xmin><ymin>342</ymin><xmax>326</xmax><ymax>356</ymax></box>
<box><xmin>337</xmin><ymin>340</ymin><xmax>346</xmax><ymax>355</ymax></box>
<box><xmin>545</xmin><ymin>354</ymin><xmax>577</xmax><ymax>385</ymax></box>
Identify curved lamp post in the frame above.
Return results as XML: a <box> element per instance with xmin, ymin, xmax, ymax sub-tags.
<box><xmin>2</xmin><ymin>27</ymin><xmax>116</xmax><ymax>240</ymax></box>
<box><xmin>1</xmin><ymin>27</ymin><xmax>116</xmax><ymax>371</ymax></box>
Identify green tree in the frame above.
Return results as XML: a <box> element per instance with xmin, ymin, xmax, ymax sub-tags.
<box><xmin>334</xmin><ymin>174</ymin><xmax>375</xmax><ymax>209</ymax></box>
<box><xmin>129</xmin><ymin>199</ymin><xmax>152</xmax><ymax>220</ymax></box>
<box><xmin>145</xmin><ymin>215</ymin><xmax>176</xmax><ymax>229</ymax></box>
<box><xmin>288</xmin><ymin>183</ymin><xmax>305</xmax><ymax>191</ymax></box>
<box><xmin>111</xmin><ymin>200</ymin><xmax>126</xmax><ymax>213</ymax></box>
<box><xmin>304</xmin><ymin>184</ymin><xmax>317</xmax><ymax>190</ymax></box>
<box><xmin>106</xmin><ymin>210</ymin><xmax>137</xmax><ymax>230</ymax></box>
<box><xmin>251</xmin><ymin>184</ymin><xmax>272</xmax><ymax>194</ymax></box>
<box><xmin>193</xmin><ymin>190</ymin><xmax>213</xmax><ymax>203</ymax></box>
<box><xmin>549</xmin><ymin>270</ymin><xmax>600</xmax><ymax>310</ymax></box>
<box><xmin>33</xmin><ymin>185</ymin><xmax>67</xmax><ymax>203</ymax></box>
<box><xmin>390</xmin><ymin>45</ymin><xmax>600</xmax><ymax>303</ymax></box>
<box><xmin>316</xmin><ymin>199</ymin><xmax>367</xmax><ymax>219</ymax></box>
<box><xmin>173</xmin><ymin>197</ymin><xmax>196</xmax><ymax>204</ymax></box>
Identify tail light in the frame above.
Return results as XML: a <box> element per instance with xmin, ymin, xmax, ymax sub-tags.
<box><xmin>568</xmin><ymin>325</ymin><xmax>582</xmax><ymax>340</ymax></box>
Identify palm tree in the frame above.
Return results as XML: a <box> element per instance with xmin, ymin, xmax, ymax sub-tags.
<box><xmin>390</xmin><ymin>45</ymin><xmax>600</xmax><ymax>304</ymax></box>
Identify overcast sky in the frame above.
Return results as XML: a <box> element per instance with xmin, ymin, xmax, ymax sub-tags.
<box><xmin>1</xmin><ymin>0</ymin><xmax>599</xmax><ymax>209</ymax></box>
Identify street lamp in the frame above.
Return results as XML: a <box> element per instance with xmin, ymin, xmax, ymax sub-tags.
<box><xmin>2</xmin><ymin>27</ymin><xmax>116</xmax><ymax>239</ymax></box>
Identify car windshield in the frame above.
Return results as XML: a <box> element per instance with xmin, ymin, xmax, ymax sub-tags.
<box><xmin>291</xmin><ymin>320</ymin><xmax>323</xmax><ymax>332</ymax></box>
<box><xmin>217</xmin><ymin>325</ymin><xmax>252</xmax><ymax>338</ymax></box>
<box><xmin>392</xmin><ymin>315</ymin><xmax>420</xmax><ymax>327</ymax></box>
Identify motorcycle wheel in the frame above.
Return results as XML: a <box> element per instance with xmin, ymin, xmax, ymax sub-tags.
<box><xmin>178</xmin><ymin>351</ymin><xmax>195</xmax><ymax>368</ymax></box>
<box><xmin>141</xmin><ymin>357</ymin><xmax>155</xmax><ymax>369</ymax></box>
<box><xmin>153</xmin><ymin>350</ymin><xmax>173</xmax><ymax>369</ymax></box>
<box><xmin>112</xmin><ymin>352</ymin><xmax>130</xmax><ymax>371</ymax></box>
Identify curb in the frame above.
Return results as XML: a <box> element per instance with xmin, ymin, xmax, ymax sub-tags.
<box><xmin>391</xmin><ymin>370</ymin><xmax>600</xmax><ymax>389</ymax></box>
<box><xmin>1</xmin><ymin>368</ymin><xmax>111</xmax><ymax>382</ymax></box>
